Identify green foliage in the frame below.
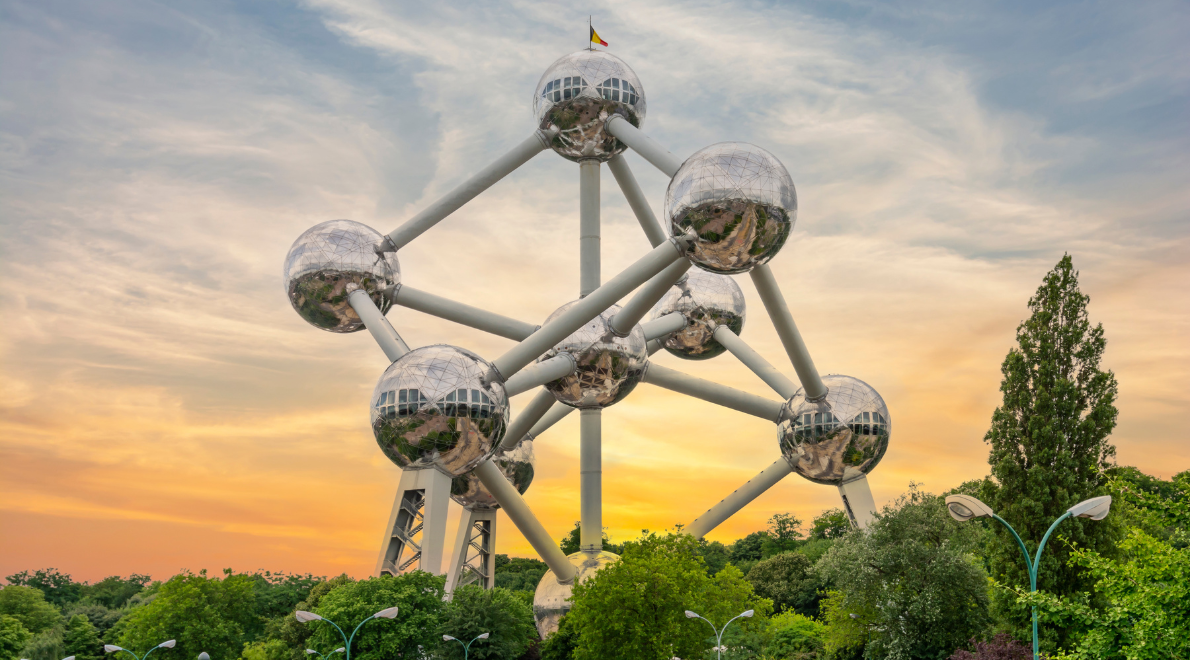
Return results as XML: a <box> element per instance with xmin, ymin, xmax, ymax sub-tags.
<box><xmin>809</xmin><ymin>509</ymin><xmax>851</xmax><ymax>541</ymax></box>
<box><xmin>982</xmin><ymin>254</ymin><xmax>1120</xmax><ymax>646</ymax></box>
<box><xmin>765</xmin><ymin>611</ymin><xmax>825</xmax><ymax>660</ymax></box>
<box><xmin>697</xmin><ymin>540</ymin><xmax>731</xmax><ymax>576</ymax></box>
<box><xmin>63</xmin><ymin>614</ymin><xmax>103</xmax><ymax>660</ymax></box>
<box><xmin>946</xmin><ymin>633</ymin><xmax>1030</xmax><ymax>659</ymax></box>
<box><xmin>439</xmin><ymin>586</ymin><xmax>536</xmax><ymax>660</ymax></box>
<box><xmin>5</xmin><ymin>570</ymin><xmax>83</xmax><ymax>608</ymax></box>
<box><xmin>0</xmin><ymin>586</ymin><xmax>63</xmax><ymax>635</ymax></box>
<box><xmin>816</xmin><ymin>486</ymin><xmax>991</xmax><ymax>660</ymax></box>
<box><xmin>0</xmin><ymin>615</ymin><xmax>32</xmax><ymax>660</ymax></box>
<box><xmin>817</xmin><ymin>590</ymin><xmax>870</xmax><ymax>660</ymax></box>
<box><xmin>309</xmin><ymin>572</ymin><xmax>445</xmax><ymax>660</ymax></box>
<box><xmin>745</xmin><ymin>552</ymin><xmax>821</xmax><ymax>617</ymax></box>
<box><xmin>538</xmin><ymin>614</ymin><xmax>577</xmax><ymax>660</ymax></box>
<box><xmin>116</xmin><ymin>570</ymin><xmax>257</xmax><ymax>660</ymax></box>
<box><xmin>795</xmin><ymin>538</ymin><xmax>834</xmax><ymax>566</ymax></box>
<box><xmin>558</xmin><ymin>523</ymin><xmax>622</xmax><ymax>556</ymax></box>
<box><xmin>760</xmin><ymin>513</ymin><xmax>803</xmax><ymax>557</ymax></box>
<box><xmin>20</xmin><ymin>625</ymin><xmax>64</xmax><ymax>660</ymax></box>
<box><xmin>566</xmin><ymin>532</ymin><xmax>771</xmax><ymax>660</ymax></box>
<box><xmin>240</xmin><ymin>638</ymin><xmax>290</xmax><ymax>660</ymax></box>
<box><xmin>84</xmin><ymin>576</ymin><xmax>152</xmax><ymax>610</ymax></box>
<box><xmin>729</xmin><ymin>531</ymin><xmax>768</xmax><ymax>564</ymax></box>
<box><xmin>493</xmin><ymin>556</ymin><xmax>548</xmax><ymax>594</ymax></box>
<box><xmin>256</xmin><ymin>575</ymin><xmax>353</xmax><ymax>660</ymax></box>
<box><xmin>63</xmin><ymin>604</ymin><xmax>124</xmax><ymax>638</ymax></box>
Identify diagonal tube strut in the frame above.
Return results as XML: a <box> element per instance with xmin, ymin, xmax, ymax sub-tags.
<box><xmin>712</xmin><ymin>326</ymin><xmax>799</xmax><ymax>400</ymax></box>
<box><xmin>381</xmin><ymin>129</ymin><xmax>556</xmax><ymax>252</ymax></box>
<box><xmin>685</xmin><ymin>458</ymin><xmax>793</xmax><ymax>538</ymax></box>
<box><xmin>348</xmin><ymin>290</ymin><xmax>409</xmax><ymax>362</ymax></box>
<box><xmin>641</xmin><ymin>312</ymin><xmax>686</xmax><ymax>341</ymax></box>
<box><xmin>749</xmin><ymin>265</ymin><xmax>828</xmax><ymax>400</ymax></box>
<box><xmin>473</xmin><ymin>459</ymin><xmax>576</xmax><ymax>582</ymax></box>
<box><xmin>391</xmin><ymin>285</ymin><xmax>536</xmax><ymax>341</ymax></box>
<box><xmin>503</xmin><ymin>354</ymin><xmax>576</xmax><ymax>398</ymax></box>
<box><xmin>500</xmin><ymin>388</ymin><xmax>558</xmax><ymax>451</ymax></box>
<box><xmin>609</xmin><ymin>258</ymin><xmax>691</xmax><ymax>336</ymax></box>
<box><xmin>642</xmin><ymin>363</ymin><xmax>784</xmax><ymax>422</ymax></box>
<box><xmin>605</xmin><ymin>117</ymin><xmax>684</xmax><ymax>177</ymax></box>
<box><xmin>607</xmin><ymin>153</ymin><xmax>668</xmax><ymax>248</ymax></box>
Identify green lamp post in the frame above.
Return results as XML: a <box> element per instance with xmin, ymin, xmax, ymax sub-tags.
<box><xmin>294</xmin><ymin>607</ymin><xmax>399</xmax><ymax>660</ymax></box>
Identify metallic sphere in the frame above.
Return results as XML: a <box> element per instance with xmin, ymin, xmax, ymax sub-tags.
<box><xmin>538</xmin><ymin>301</ymin><xmax>648</xmax><ymax>409</ymax></box>
<box><xmin>371</xmin><ymin>345</ymin><xmax>509</xmax><ymax>477</ymax></box>
<box><xmin>776</xmin><ymin>375</ymin><xmax>890</xmax><ymax>485</ymax></box>
<box><xmin>533</xmin><ymin>551</ymin><xmax>619</xmax><ymax>638</ymax></box>
<box><xmin>648</xmin><ymin>269</ymin><xmax>746</xmax><ymax>360</ymax></box>
<box><xmin>533</xmin><ymin>51</ymin><xmax>646</xmax><ymax>162</ymax></box>
<box><xmin>665</xmin><ymin>143</ymin><xmax>796</xmax><ymax>274</ymax></box>
<box><xmin>450</xmin><ymin>439</ymin><xmax>535</xmax><ymax>509</ymax></box>
<box><xmin>284</xmin><ymin>219</ymin><xmax>400</xmax><ymax>333</ymax></box>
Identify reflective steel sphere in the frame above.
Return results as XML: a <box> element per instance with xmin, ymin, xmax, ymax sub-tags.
<box><xmin>371</xmin><ymin>345</ymin><xmax>509</xmax><ymax>477</ymax></box>
<box><xmin>450</xmin><ymin>439</ymin><xmax>535</xmax><ymax>509</ymax></box>
<box><xmin>533</xmin><ymin>551</ymin><xmax>619</xmax><ymax>638</ymax></box>
<box><xmin>538</xmin><ymin>301</ymin><xmax>648</xmax><ymax>409</ymax></box>
<box><xmin>777</xmin><ymin>375</ymin><xmax>890</xmax><ymax>485</ymax></box>
<box><xmin>533</xmin><ymin>51</ymin><xmax>646</xmax><ymax>162</ymax></box>
<box><xmin>283</xmin><ymin>219</ymin><xmax>399</xmax><ymax>333</ymax></box>
<box><xmin>648</xmin><ymin>269</ymin><xmax>746</xmax><ymax>360</ymax></box>
<box><xmin>665</xmin><ymin>143</ymin><xmax>796</xmax><ymax>274</ymax></box>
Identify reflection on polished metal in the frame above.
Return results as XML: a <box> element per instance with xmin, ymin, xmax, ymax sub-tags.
<box><xmin>649</xmin><ymin>268</ymin><xmax>746</xmax><ymax>360</ymax></box>
<box><xmin>537</xmin><ymin>302</ymin><xmax>648</xmax><ymax>409</ymax></box>
<box><xmin>450</xmin><ymin>439</ymin><xmax>535</xmax><ymax>509</ymax></box>
<box><xmin>777</xmin><ymin>375</ymin><xmax>891</xmax><ymax>485</ymax></box>
<box><xmin>666</xmin><ymin>143</ymin><xmax>796</xmax><ymax>274</ymax></box>
<box><xmin>284</xmin><ymin>219</ymin><xmax>400</xmax><ymax>333</ymax></box>
<box><xmin>371</xmin><ymin>345</ymin><xmax>509</xmax><ymax>477</ymax></box>
<box><xmin>533</xmin><ymin>551</ymin><xmax>620</xmax><ymax>637</ymax></box>
<box><xmin>534</xmin><ymin>51</ymin><xmax>646</xmax><ymax>162</ymax></box>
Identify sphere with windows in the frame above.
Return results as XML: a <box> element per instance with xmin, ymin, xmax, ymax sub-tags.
<box><xmin>776</xmin><ymin>375</ymin><xmax>890</xmax><ymax>485</ymax></box>
<box><xmin>450</xmin><ymin>439</ymin><xmax>535</xmax><ymax>509</ymax></box>
<box><xmin>371</xmin><ymin>345</ymin><xmax>509</xmax><ymax>477</ymax></box>
<box><xmin>648</xmin><ymin>268</ymin><xmax>746</xmax><ymax>360</ymax></box>
<box><xmin>533</xmin><ymin>50</ymin><xmax>646</xmax><ymax>161</ymax></box>
<box><xmin>537</xmin><ymin>301</ymin><xmax>648</xmax><ymax>409</ymax></box>
<box><xmin>283</xmin><ymin>219</ymin><xmax>399</xmax><ymax>333</ymax></box>
<box><xmin>666</xmin><ymin>142</ymin><xmax>796</xmax><ymax>274</ymax></box>
<box><xmin>533</xmin><ymin>550</ymin><xmax>620</xmax><ymax>637</ymax></box>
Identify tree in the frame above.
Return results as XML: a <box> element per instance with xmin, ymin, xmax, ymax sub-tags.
<box><xmin>5</xmin><ymin>570</ymin><xmax>83</xmax><ymax>609</ymax></box>
<box><xmin>0</xmin><ymin>586</ymin><xmax>62</xmax><ymax>635</ymax></box>
<box><xmin>83</xmin><ymin>576</ymin><xmax>152</xmax><ymax>610</ymax></box>
<box><xmin>697</xmin><ymin>540</ymin><xmax>731</xmax><ymax>576</ymax></box>
<box><xmin>765</xmin><ymin>611</ymin><xmax>825</xmax><ymax>660</ymax></box>
<box><xmin>0</xmin><ymin>615</ymin><xmax>32</xmax><ymax>660</ymax></box>
<box><xmin>438</xmin><ymin>585</ymin><xmax>536</xmax><ymax>660</ymax></box>
<box><xmin>116</xmin><ymin>570</ymin><xmax>257</xmax><ymax>660</ymax></box>
<box><xmin>745</xmin><ymin>552</ymin><xmax>821</xmax><ymax>616</ymax></box>
<box><xmin>982</xmin><ymin>255</ymin><xmax>1119</xmax><ymax>645</ymax></box>
<box><xmin>62</xmin><ymin>604</ymin><xmax>124</xmax><ymax>638</ymax></box>
<box><xmin>538</xmin><ymin>615</ymin><xmax>578</xmax><ymax>660</ymax></box>
<box><xmin>63</xmin><ymin>615</ymin><xmax>103</xmax><ymax>660</ymax></box>
<box><xmin>308</xmin><ymin>572</ymin><xmax>445</xmax><ymax>660</ymax></box>
<box><xmin>815</xmin><ymin>486</ymin><xmax>991</xmax><ymax>660</ymax></box>
<box><xmin>809</xmin><ymin>508</ymin><xmax>851</xmax><ymax>540</ymax></box>
<box><xmin>760</xmin><ymin>513</ymin><xmax>803</xmax><ymax>557</ymax></box>
<box><xmin>565</xmin><ymin>532</ymin><xmax>771</xmax><ymax>660</ymax></box>
<box><xmin>558</xmin><ymin>523</ymin><xmax>622</xmax><ymax>555</ymax></box>
<box><xmin>493</xmin><ymin>556</ymin><xmax>548</xmax><ymax>593</ymax></box>
<box><xmin>244</xmin><ymin>574</ymin><xmax>353</xmax><ymax>660</ymax></box>
<box><xmin>729</xmin><ymin>531</ymin><xmax>768</xmax><ymax>564</ymax></box>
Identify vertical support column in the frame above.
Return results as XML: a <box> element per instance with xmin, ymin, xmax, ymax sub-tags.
<box><xmin>580</xmin><ymin>409</ymin><xmax>602</xmax><ymax>552</ymax></box>
<box><xmin>579</xmin><ymin>160</ymin><xmax>601</xmax><ymax>297</ymax></box>
<box><xmin>838</xmin><ymin>475</ymin><xmax>878</xmax><ymax>530</ymax></box>
<box><xmin>374</xmin><ymin>467</ymin><xmax>452</xmax><ymax>576</ymax></box>
<box><xmin>445</xmin><ymin>507</ymin><xmax>498</xmax><ymax>594</ymax></box>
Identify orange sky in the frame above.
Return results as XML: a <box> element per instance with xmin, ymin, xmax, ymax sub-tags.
<box><xmin>2</xmin><ymin>2</ymin><xmax>1188</xmax><ymax>583</ymax></box>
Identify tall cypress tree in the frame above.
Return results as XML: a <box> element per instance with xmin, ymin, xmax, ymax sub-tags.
<box><xmin>982</xmin><ymin>255</ymin><xmax>1119</xmax><ymax>647</ymax></box>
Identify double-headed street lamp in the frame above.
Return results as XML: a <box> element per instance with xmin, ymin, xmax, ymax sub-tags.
<box><xmin>304</xmin><ymin>647</ymin><xmax>345</xmax><ymax>660</ymax></box>
<box><xmin>104</xmin><ymin>640</ymin><xmax>176</xmax><ymax>660</ymax></box>
<box><xmin>945</xmin><ymin>493</ymin><xmax>1111</xmax><ymax>660</ymax></box>
<box><xmin>294</xmin><ymin>607</ymin><xmax>398</xmax><ymax>660</ymax></box>
<box><xmin>685</xmin><ymin>609</ymin><xmax>753</xmax><ymax>660</ymax></box>
<box><xmin>442</xmin><ymin>633</ymin><xmax>488</xmax><ymax>659</ymax></box>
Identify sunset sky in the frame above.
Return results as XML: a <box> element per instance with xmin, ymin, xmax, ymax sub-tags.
<box><xmin>2</xmin><ymin>0</ymin><xmax>1187</xmax><ymax>583</ymax></box>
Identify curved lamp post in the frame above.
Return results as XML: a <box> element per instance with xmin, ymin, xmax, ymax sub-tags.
<box><xmin>294</xmin><ymin>607</ymin><xmax>398</xmax><ymax>660</ymax></box>
<box><xmin>945</xmin><ymin>493</ymin><xmax>1111</xmax><ymax>660</ymax></box>
<box><xmin>442</xmin><ymin>633</ymin><xmax>488</xmax><ymax>659</ymax></box>
<box><xmin>104</xmin><ymin>640</ymin><xmax>176</xmax><ymax>660</ymax></box>
<box><xmin>685</xmin><ymin>609</ymin><xmax>753</xmax><ymax>660</ymax></box>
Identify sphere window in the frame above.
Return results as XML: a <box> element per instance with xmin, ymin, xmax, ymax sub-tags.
<box><xmin>793</xmin><ymin>411</ymin><xmax>838</xmax><ymax>440</ymax></box>
<box><xmin>597</xmin><ymin>77</ymin><xmax>638</xmax><ymax>105</ymax></box>
<box><xmin>375</xmin><ymin>388</ymin><xmax>429</xmax><ymax>419</ymax></box>
<box><xmin>542</xmin><ymin>76</ymin><xmax>588</xmax><ymax>103</ymax></box>
<box><xmin>443</xmin><ymin>388</ymin><xmax>495</xmax><ymax>419</ymax></box>
<box><xmin>850</xmin><ymin>411</ymin><xmax>887</xmax><ymax>437</ymax></box>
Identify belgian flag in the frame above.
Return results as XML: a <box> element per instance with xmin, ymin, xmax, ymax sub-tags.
<box><xmin>590</xmin><ymin>26</ymin><xmax>608</xmax><ymax>47</ymax></box>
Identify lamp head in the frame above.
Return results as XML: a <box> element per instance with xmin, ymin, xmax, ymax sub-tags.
<box><xmin>945</xmin><ymin>494</ymin><xmax>995</xmax><ymax>522</ymax></box>
<box><xmin>849</xmin><ymin>613</ymin><xmax>859</xmax><ymax>619</ymax></box>
<box><xmin>295</xmin><ymin>611</ymin><xmax>322</xmax><ymax>623</ymax></box>
<box><xmin>105</xmin><ymin>646</ymin><xmax>123</xmax><ymax>654</ymax></box>
<box><xmin>477</xmin><ymin>633</ymin><xmax>490</xmax><ymax>640</ymax></box>
<box><xmin>159</xmin><ymin>642</ymin><xmax>176</xmax><ymax>650</ymax></box>
<box><xmin>684</xmin><ymin>610</ymin><xmax>699</xmax><ymax>619</ymax></box>
<box><xmin>333</xmin><ymin>650</ymin><xmax>344</xmax><ymax>655</ymax></box>
<box><xmin>63</xmin><ymin>656</ymin><xmax>76</xmax><ymax>660</ymax></box>
<box><xmin>442</xmin><ymin>636</ymin><xmax>455</xmax><ymax>642</ymax></box>
<box><xmin>305</xmin><ymin>652</ymin><xmax>316</xmax><ymax>656</ymax></box>
<box><xmin>373</xmin><ymin>606</ymin><xmax>399</xmax><ymax>620</ymax></box>
<box><xmin>197</xmin><ymin>654</ymin><xmax>209</xmax><ymax>660</ymax></box>
<box><xmin>741</xmin><ymin>610</ymin><xmax>754</xmax><ymax>618</ymax></box>
<box><xmin>1068</xmin><ymin>495</ymin><xmax>1112</xmax><ymax>520</ymax></box>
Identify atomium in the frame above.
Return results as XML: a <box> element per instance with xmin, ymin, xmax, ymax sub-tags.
<box><xmin>532</xmin><ymin>550</ymin><xmax>619</xmax><ymax>637</ymax></box>
<box><xmin>534</xmin><ymin>50</ymin><xmax>646</xmax><ymax>162</ymax></box>
<box><xmin>450</xmin><ymin>439</ymin><xmax>535</xmax><ymax>509</ymax></box>
<box><xmin>284</xmin><ymin>219</ymin><xmax>400</xmax><ymax>333</ymax></box>
<box><xmin>371</xmin><ymin>345</ymin><xmax>509</xmax><ymax>477</ymax></box>
<box><xmin>776</xmin><ymin>375</ymin><xmax>891</xmax><ymax>485</ymax></box>
<box><xmin>537</xmin><ymin>301</ymin><xmax>648</xmax><ymax>409</ymax></box>
<box><xmin>648</xmin><ymin>269</ymin><xmax>746</xmax><ymax>360</ymax></box>
<box><xmin>666</xmin><ymin>142</ymin><xmax>796</xmax><ymax>274</ymax></box>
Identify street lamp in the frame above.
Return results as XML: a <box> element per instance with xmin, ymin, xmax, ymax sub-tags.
<box><xmin>304</xmin><ymin>648</ymin><xmax>345</xmax><ymax>660</ymax></box>
<box><xmin>104</xmin><ymin>640</ymin><xmax>176</xmax><ymax>660</ymax></box>
<box><xmin>442</xmin><ymin>633</ymin><xmax>489</xmax><ymax>659</ymax></box>
<box><xmin>294</xmin><ymin>608</ymin><xmax>398</xmax><ymax>660</ymax></box>
<box><xmin>945</xmin><ymin>493</ymin><xmax>1111</xmax><ymax>660</ymax></box>
<box><xmin>685</xmin><ymin>609</ymin><xmax>753</xmax><ymax>660</ymax></box>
